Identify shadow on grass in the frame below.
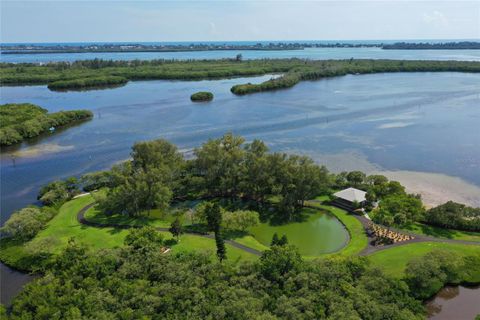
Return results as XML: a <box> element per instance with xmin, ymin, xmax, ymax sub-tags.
<box><xmin>223</xmin><ymin>229</ymin><xmax>249</xmax><ymax>240</ymax></box>
<box><xmin>403</xmin><ymin>223</ymin><xmax>459</xmax><ymax>239</ymax></box>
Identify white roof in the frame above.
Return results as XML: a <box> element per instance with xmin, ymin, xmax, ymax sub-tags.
<box><xmin>334</xmin><ymin>187</ymin><xmax>366</xmax><ymax>203</ymax></box>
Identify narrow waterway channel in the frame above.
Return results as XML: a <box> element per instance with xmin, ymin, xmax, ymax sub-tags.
<box><xmin>426</xmin><ymin>285</ymin><xmax>480</xmax><ymax>320</ymax></box>
<box><xmin>0</xmin><ymin>262</ymin><xmax>37</xmax><ymax>305</ymax></box>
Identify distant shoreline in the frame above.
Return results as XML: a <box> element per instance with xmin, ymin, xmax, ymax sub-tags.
<box><xmin>2</xmin><ymin>41</ymin><xmax>479</xmax><ymax>55</ymax></box>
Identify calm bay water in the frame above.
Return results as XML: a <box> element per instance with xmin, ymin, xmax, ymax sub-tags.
<box><xmin>1</xmin><ymin>72</ymin><xmax>479</xmax><ymax>222</ymax></box>
<box><xmin>2</xmin><ymin>47</ymin><xmax>480</xmax><ymax>63</ymax></box>
<box><xmin>1</xmin><ymin>46</ymin><xmax>480</xmax><ymax>309</ymax></box>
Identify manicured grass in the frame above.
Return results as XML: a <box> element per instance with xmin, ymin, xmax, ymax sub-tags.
<box><xmin>230</xmin><ymin>235</ymin><xmax>269</xmax><ymax>252</ymax></box>
<box><xmin>306</xmin><ymin>198</ymin><xmax>368</xmax><ymax>257</ymax></box>
<box><xmin>249</xmin><ymin>207</ymin><xmax>349</xmax><ymax>256</ymax></box>
<box><xmin>33</xmin><ymin>195</ymin><xmax>129</xmax><ymax>252</ymax></box>
<box><xmin>172</xmin><ymin>234</ymin><xmax>258</xmax><ymax>262</ymax></box>
<box><xmin>84</xmin><ymin>206</ymin><xmax>177</xmax><ymax>228</ymax></box>
<box><xmin>401</xmin><ymin>222</ymin><xmax>480</xmax><ymax>242</ymax></box>
<box><xmin>368</xmin><ymin>242</ymin><xmax>480</xmax><ymax>280</ymax></box>
<box><xmin>27</xmin><ymin>195</ymin><xmax>257</xmax><ymax>262</ymax></box>
<box><xmin>84</xmin><ymin>199</ymin><xmax>202</xmax><ymax>228</ymax></box>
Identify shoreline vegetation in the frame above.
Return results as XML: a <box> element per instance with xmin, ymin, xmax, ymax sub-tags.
<box><xmin>1</xmin><ymin>59</ymin><xmax>480</xmax><ymax>92</ymax></box>
<box><xmin>47</xmin><ymin>75</ymin><xmax>128</xmax><ymax>91</ymax></box>
<box><xmin>1</xmin><ymin>41</ymin><xmax>479</xmax><ymax>54</ymax></box>
<box><xmin>190</xmin><ymin>91</ymin><xmax>214</xmax><ymax>102</ymax></box>
<box><xmin>0</xmin><ymin>134</ymin><xmax>479</xmax><ymax>317</ymax></box>
<box><xmin>0</xmin><ymin>103</ymin><xmax>93</xmax><ymax>146</ymax></box>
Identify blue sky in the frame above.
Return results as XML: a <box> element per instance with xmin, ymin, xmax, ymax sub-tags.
<box><xmin>1</xmin><ymin>1</ymin><xmax>479</xmax><ymax>43</ymax></box>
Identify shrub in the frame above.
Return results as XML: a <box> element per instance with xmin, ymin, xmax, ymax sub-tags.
<box><xmin>0</xmin><ymin>103</ymin><xmax>93</xmax><ymax>146</ymax></box>
<box><xmin>47</xmin><ymin>76</ymin><xmax>128</xmax><ymax>91</ymax></box>
<box><xmin>0</xmin><ymin>207</ymin><xmax>56</xmax><ymax>241</ymax></box>
<box><xmin>424</xmin><ymin>201</ymin><xmax>480</xmax><ymax>231</ymax></box>
<box><xmin>190</xmin><ymin>91</ymin><xmax>214</xmax><ymax>102</ymax></box>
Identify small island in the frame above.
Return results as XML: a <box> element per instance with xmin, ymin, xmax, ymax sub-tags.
<box><xmin>0</xmin><ymin>103</ymin><xmax>93</xmax><ymax>146</ymax></box>
<box><xmin>382</xmin><ymin>41</ymin><xmax>480</xmax><ymax>50</ymax></box>
<box><xmin>190</xmin><ymin>91</ymin><xmax>214</xmax><ymax>102</ymax></box>
<box><xmin>47</xmin><ymin>76</ymin><xmax>128</xmax><ymax>92</ymax></box>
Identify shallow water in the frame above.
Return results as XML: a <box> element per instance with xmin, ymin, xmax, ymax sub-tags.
<box><xmin>1</xmin><ymin>72</ymin><xmax>480</xmax><ymax>222</ymax></box>
<box><xmin>2</xmin><ymin>47</ymin><xmax>480</xmax><ymax>63</ymax></box>
<box><xmin>426</xmin><ymin>285</ymin><xmax>480</xmax><ymax>320</ymax></box>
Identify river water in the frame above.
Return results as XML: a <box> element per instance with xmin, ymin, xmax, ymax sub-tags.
<box><xmin>2</xmin><ymin>47</ymin><xmax>480</xmax><ymax>63</ymax></box>
<box><xmin>1</xmin><ymin>48</ymin><xmax>480</xmax><ymax>309</ymax></box>
<box><xmin>426</xmin><ymin>285</ymin><xmax>480</xmax><ymax>320</ymax></box>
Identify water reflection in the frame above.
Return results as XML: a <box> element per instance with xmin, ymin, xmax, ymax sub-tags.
<box><xmin>426</xmin><ymin>285</ymin><xmax>480</xmax><ymax>320</ymax></box>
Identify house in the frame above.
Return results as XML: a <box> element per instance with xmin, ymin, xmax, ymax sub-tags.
<box><xmin>332</xmin><ymin>187</ymin><xmax>367</xmax><ymax>211</ymax></box>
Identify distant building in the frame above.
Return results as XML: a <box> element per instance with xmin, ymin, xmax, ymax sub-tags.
<box><xmin>333</xmin><ymin>187</ymin><xmax>367</xmax><ymax>211</ymax></box>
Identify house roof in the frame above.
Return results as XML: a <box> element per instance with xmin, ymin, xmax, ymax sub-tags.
<box><xmin>334</xmin><ymin>187</ymin><xmax>366</xmax><ymax>203</ymax></box>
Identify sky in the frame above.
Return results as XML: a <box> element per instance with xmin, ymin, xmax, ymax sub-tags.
<box><xmin>1</xmin><ymin>1</ymin><xmax>479</xmax><ymax>43</ymax></box>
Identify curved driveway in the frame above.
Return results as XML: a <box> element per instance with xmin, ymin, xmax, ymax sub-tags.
<box><xmin>77</xmin><ymin>202</ymin><xmax>479</xmax><ymax>257</ymax></box>
<box><xmin>77</xmin><ymin>203</ymin><xmax>262</xmax><ymax>256</ymax></box>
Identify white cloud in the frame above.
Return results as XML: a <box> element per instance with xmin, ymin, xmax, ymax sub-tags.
<box><xmin>423</xmin><ymin>10</ymin><xmax>449</xmax><ymax>27</ymax></box>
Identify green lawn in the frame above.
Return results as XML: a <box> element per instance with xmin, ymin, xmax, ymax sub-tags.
<box><xmin>368</xmin><ymin>242</ymin><xmax>480</xmax><ymax>280</ymax></box>
<box><xmin>0</xmin><ymin>196</ymin><xmax>258</xmax><ymax>270</ymax></box>
<box><xmin>83</xmin><ymin>194</ymin><xmax>364</xmax><ymax>258</ymax></box>
<box><xmin>32</xmin><ymin>195</ymin><xmax>130</xmax><ymax>252</ymax></box>
<box><xmin>84</xmin><ymin>205</ymin><xmax>178</xmax><ymax>228</ymax></box>
<box><xmin>401</xmin><ymin>222</ymin><xmax>480</xmax><ymax>242</ymax></box>
<box><xmin>306</xmin><ymin>198</ymin><xmax>368</xmax><ymax>257</ymax></box>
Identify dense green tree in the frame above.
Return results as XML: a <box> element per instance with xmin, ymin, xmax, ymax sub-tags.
<box><xmin>346</xmin><ymin>171</ymin><xmax>366</xmax><ymax>187</ymax></box>
<box><xmin>195</xmin><ymin>133</ymin><xmax>245</xmax><ymax>198</ymax></box>
<box><xmin>37</xmin><ymin>180</ymin><xmax>78</xmax><ymax>206</ymax></box>
<box><xmin>240</xmin><ymin>139</ymin><xmax>272</xmax><ymax>203</ymax></box>
<box><xmin>271</xmin><ymin>233</ymin><xmax>280</xmax><ymax>246</ymax></box>
<box><xmin>373</xmin><ymin>194</ymin><xmax>425</xmax><ymax>227</ymax></box>
<box><xmin>205</xmin><ymin>202</ymin><xmax>223</xmax><ymax>232</ymax></box>
<box><xmin>424</xmin><ymin>201</ymin><xmax>480</xmax><ymax>231</ymax></box>
<box><xmin>405</xmin><ymin>250</ymin><xmax>465</xmax><ymax>299</ymax></box>
<box><xmin>169</xmin><ymin>217</ymin><xmax>183</xmax><ymax>241</ymax></box>
<box><xmin>278</xmin><ymin>235</ymin><xmax>289</xmax><ymax>246</ymax></box>
<box><xmin>7</xmin><ymin>239</ymin><xmax>427</xmax><ymax>320</ymax></box>
<box><xmin>124</xmin><ymin>226</ymin><xmax>164</xmax><ymax>251</ymax></box>
<box><xmin>98</xmin><ymin>139</ymin><xmax>182</xmax><ymax>216</ymax></box>
<box><xmin>365</xmin><ymin>174</ymin><xmax>389</xmax><ymax>186</ymax></box>
<box><xmin>0</xmin><ymin>103</ymin><xmax>92</xmax><ymax>146</ymax></box>
<box><xmin>222</xmin><ymin>210</ymin><xmax>260</xmax><ymax>231</ymax></box>
<box><xmin>0</xmin><ymin>207</ymin><xmax>55</xmax><ymax>241</ymax></box>
<box><xmin>259</xmin><ymin>245</ymin><xmax>302</xmax><ymax>284</ymax></box>
<box><xmin>80</xmin><ymin>171</ymin><xmax>114</xmax><ymax>192</ymax></box>
<box><xmin>215</xmin><ymin>231</ymin><xmax>227</xmax><ymax>262</ymax></box>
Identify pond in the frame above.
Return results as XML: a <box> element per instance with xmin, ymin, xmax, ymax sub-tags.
<box><xmin>426</xmin><ymin>285</ymin><xmax>480</xmax><ymax>320</ymax></box>
<box><xmin>249</xmin><ymin>209</ymin><xmax>349</xmax><ymax>256</ymax></box>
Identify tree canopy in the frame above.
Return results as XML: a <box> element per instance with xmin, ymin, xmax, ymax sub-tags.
<box><xmin>6</xmin><ymin>231</ymin><xmax>426</xmax><ymax>319</ymax></box>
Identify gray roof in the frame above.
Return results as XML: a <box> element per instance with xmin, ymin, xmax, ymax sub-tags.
<box><xmin>334</xmin><ymin>187</ymin><xmax>366</xmax><ymax>203</ymax></box>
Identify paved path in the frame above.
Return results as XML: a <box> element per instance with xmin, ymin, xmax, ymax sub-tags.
<box><xmin>77</xmin><ymin>203</ymin><xmax>262</xmax><ymax>256</ymax></box>
<box><xmin>308</xmin><ymin>200</ymin><xmax>480</xmax><ymax>256</ymax></box>
<box><xmin>78</xmin><ymin>201</ymin><xmax>479</xmax><ymax>258</ymax></box>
